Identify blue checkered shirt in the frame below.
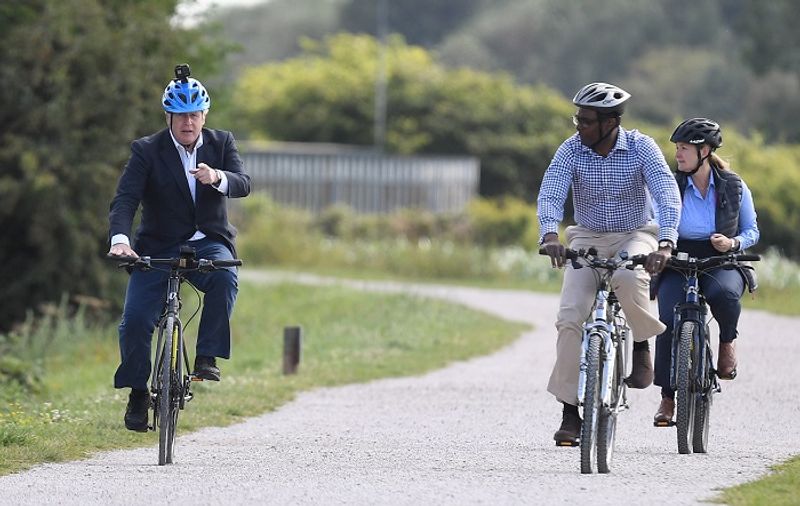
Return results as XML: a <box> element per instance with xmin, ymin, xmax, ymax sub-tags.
<box><xmin>538</xmin><ymin>128</ymin><xmax>681</xmax><ymax>244</ymax></box>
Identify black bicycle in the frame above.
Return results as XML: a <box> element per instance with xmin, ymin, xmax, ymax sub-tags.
<box><xmin>541</xmin><ymin>247</ymin><xmax>647</xmax><ymax>473</ymax></box>
<box><xmin>112</xmin><ymin>247</ymin><xmax>242</xmax><ymax>465</ymax></box>
<box><xmin>657</xmin><ymin>251</ymin><xmax>759</xmax><ymax>454</ymax></box>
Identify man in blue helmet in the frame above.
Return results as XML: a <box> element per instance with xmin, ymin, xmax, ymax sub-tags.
<box><xmin>108</xmin><ymin>64</ymin><xmax>251</xmax><ymax>432</ymax></box>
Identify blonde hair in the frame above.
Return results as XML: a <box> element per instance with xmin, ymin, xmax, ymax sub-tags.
<box><xmin>710</xmin><ymin>152</ymin><xmax>730</xmax><ymax>170</ymax></box>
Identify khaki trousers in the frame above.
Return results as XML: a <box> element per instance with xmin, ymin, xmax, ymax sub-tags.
<box><xmin>547</xmin><ymin>225</ymin><xmax>666</xmax><ymax>405</ymax></box>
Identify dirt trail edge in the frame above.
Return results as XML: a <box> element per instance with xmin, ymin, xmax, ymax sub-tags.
<box><xmin>0</xmin><ymin>270</ymin><xmax>796</xmax><ymax>505</ymax></box>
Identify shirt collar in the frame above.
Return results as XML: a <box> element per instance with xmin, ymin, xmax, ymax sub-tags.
<box><xmin>686</xmin><ymin>171</ymin><xmax>716</xmax><ymax>190</ymax></box>
<box><xmin>168</xmin><ymin>129</ymin><xmax>204</xmax><ymax>155</ymax></box>
<box><xmin>576</xmin><ymin>126</ymin><xmax>630</xmax><ymax>154</ymax></box>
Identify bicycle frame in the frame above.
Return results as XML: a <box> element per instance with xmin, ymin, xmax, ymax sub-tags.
<box><xmin>669</xmin><ymin>266</ymin><xmax>715</xmax><ymax>398</ymax></box>
<box><xmin>151</xmin><ymin>271</ymin><xmax>193</xmax><ymax>408</ymax></box>
<box><xmin>578</xmin><ymin>283</ymin><xmax>627</xmax><ymax>413</ymax></box>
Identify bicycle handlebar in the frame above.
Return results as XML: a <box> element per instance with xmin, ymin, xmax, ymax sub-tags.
<box><xmin>538</xmin><ymin>246</ymin><xmax>648</xmax><ymax>270</ymax></box>
<box><xmin>666</xmin><ymin>252</ymin><xmax>760</xmax><ymax>271</ymax></box>
<box><xmin>107</xmin><ymin>254</ymin><xmax>243</xmax><ymax>270</ymax></box>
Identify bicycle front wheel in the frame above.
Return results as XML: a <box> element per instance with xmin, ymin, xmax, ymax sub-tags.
<box><xmin>692</xmin><ymin>337</ymin><xmax>713</xmax><ymax>453</ymax></box>
<box><xmin>675</xmin><ymin>321</ymin><xmax>697</xmax><ymax>455</ymax></box>
<box><xmin>597</xmin><ymin>330</ymin><xmax>625</xmax><ymax>474</ymax></box>
<box><xmin>580</xmin><ymin>332</ymin><xmax>602</xmax><ymax>474</ymax></box>
<box><xmin>157</xmin><ymin>316</ymin><xmax>179</xmax><ymax>466</ymax></box>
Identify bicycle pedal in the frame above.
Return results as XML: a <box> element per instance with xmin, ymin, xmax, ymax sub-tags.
<box><xmin>653</xmin><ymin>420</ymin><xmax>675</xmax><ymax>427</ymax></box>
<box><xmin>189</xmin><ymin>375</ymin><xmax>204</xmax><ymax>382</ymax></box>
<box><xmin>555</xmin><ymin>440</ymin><xmax>580</xmax><ymax>447</ymax></box>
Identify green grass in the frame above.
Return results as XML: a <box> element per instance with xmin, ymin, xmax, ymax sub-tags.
<box><xmin>716</xmin><ymin>457</ymin><xmax>800</xmax><ymax>506</ymax></box>
<box><xmin>0</xmin><ymin>281</ymin><xmax>525</xmax><ymax>476</ymax></box>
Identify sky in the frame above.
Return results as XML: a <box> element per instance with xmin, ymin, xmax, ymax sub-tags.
<box><xmin>176</xmin><ymin>0</ymin><xmax>269</xmax><ymax>25</ymax></box>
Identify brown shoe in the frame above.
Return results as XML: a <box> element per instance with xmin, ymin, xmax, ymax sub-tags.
<box><xmin>625</xmin><ymin>348</ymin><xmax>654</xmax><ymax>389</ymax></box>
<box><xmin>717</xmin><ymin>341</ymin><xmax>737</xmax><ymax>379</ymax></box>
<box><xmin>653</xmin><ymin>397</ymin><xmax>675</xmax><ymax>427</ymax></box>
<box><xmin>554</xmin><ymin>408</ymin><xmax>582</xmax><ymax>446</ymax></box>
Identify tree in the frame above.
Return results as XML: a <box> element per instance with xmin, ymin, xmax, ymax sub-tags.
<box><xmin>0</xmin><ymin>0</ymin><xmax>225</xmax><ymax>331</ymax></box>
<box><xmin>338</xmin><ymin>0</ymin><xmax>494</xmax><ymax>47</ymax></box>
<box><xmin>736</xmin><ymin>0</ymin><xmax>800</xmax><ymax>76</ymax></box>
<box><xmin>232</xmin><ymin>34</ymin><xmax>574</xmax><ymax>198</ymax></box>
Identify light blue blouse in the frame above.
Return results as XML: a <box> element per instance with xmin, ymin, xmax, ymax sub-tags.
<box><xmin>678</xmin><ymin>174</ymin><xmax>760</xmax><ymax>250</ymax></box>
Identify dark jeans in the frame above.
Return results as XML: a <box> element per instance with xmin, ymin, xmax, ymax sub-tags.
<box><xmin>114</xmin><ymin>238</ymin><xmax>238</xmax><ymax>390</ymax></box>
<box><xmin>653</xmin><ymin>267</ymin><xmax>745</xmax><ymax>392</ymax></box>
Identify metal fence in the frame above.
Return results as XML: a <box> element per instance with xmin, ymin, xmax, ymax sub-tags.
<box><xmin>240</xmin><ymin>143</ymin><xmax>479</xmax><ymax>214</ymax></box>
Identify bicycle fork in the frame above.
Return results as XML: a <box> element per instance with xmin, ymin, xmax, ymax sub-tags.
<box><xmin>578</xmin><ymin>289</ymin><xmax>617</xmax><ymax>409</ymax></box>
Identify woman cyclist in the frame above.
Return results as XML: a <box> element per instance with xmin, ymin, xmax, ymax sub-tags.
<box><xmin>653</xmin><ymin>118</ymin><xmax>760</xmax><ymax>425</ymax></box>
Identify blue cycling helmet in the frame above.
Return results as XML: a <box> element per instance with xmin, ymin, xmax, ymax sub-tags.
<box><xmin>162</xmin><ymin>75</ymin><xmax>211</xmax><ymax>113</ymax></box>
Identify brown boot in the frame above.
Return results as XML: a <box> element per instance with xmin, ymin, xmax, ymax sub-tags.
<box><xmin>653</xmin><ymin>397</ymin><xmax>675</xmax><ymax>427</ymax></box>
<box><xmin>717</xmin><ymin>341</ymin><xmax>737</xmax><ymax>379</ymax></box>
<box><xmin>626</xmin><ymin>347</ymin><xmax>654</xmax><ymax>389</ymax></box>
<box><xmin>554</xmin><ymin>405</ymin><xmax>582</xmax><ymax>447</ymax></box>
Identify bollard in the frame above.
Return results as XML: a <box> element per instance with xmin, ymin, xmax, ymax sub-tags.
<box><xmin>283</xmin><ymin>326</ymin><xmax>302</xmax><ymax>375</ymax></box>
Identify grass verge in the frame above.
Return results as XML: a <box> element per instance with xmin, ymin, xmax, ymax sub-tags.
<box><xmin>0</xmin><ymin>281</ymin><xmax>525</xmax><ymax>476</ymax></box>
<box><xmin>715</xmin><ymin>456</ymin><xmax>800</xmax><ymax>506</ymax></box>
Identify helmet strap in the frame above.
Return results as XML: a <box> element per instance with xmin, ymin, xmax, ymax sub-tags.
<box><xmin>589</xmin><ymin>115</ymin><xmax>619</xmax><ymax>151</ymax></box>
<box><xmin>686</xmin><ymin>146</ymin><xmax>712</xmax><ymax>176</ymax></box>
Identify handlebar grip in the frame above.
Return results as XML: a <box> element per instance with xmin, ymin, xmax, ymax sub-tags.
<box><xmin>213</xmin><ymin>259</ymin><xmax>243</xmax><ymax>267</ymax></box>
<box><xmin>538</xmin><ymin>246</ymin><xmax>578</xmax><ymax>260</ymax></box>
<box><xmin>736</xmin><ymin>254</ymin><xmax>761</xmax><ymax>262</ymax></box>
<box><xmin>107</xmin><ymin>254</ymin><xmax>139</xmax><ymax>262</ymax></box>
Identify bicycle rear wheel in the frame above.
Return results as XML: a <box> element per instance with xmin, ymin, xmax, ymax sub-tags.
<box><xmin>580</xmin><ymin>332</ymin><xmax>602</xmax><ymax>474</ymax></box>
<box><xmin>675</xmin><ymin>322</ymin><xmax>696</xmax><ymax>454</ymax></box>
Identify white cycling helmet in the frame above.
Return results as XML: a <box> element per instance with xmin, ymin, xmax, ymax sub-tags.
<box><xmin>572</xmin><ymin>82</ymin><xmax>630</xmax><ymax>115</ymax></box>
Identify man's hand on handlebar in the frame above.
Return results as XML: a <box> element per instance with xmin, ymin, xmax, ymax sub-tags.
<box><xmin>108</xmin><ymin>243</ymin><xmax>138</xmax><ymax>258</ymax></box>
<box><xmin>541</xmin><ymin>233</ymin><xmax>567</xmax><ymax>268</ymax></box>
<box><xmin>644</xmin><ymin>247</ymin><xmax>671</xmax><ymax>275</ymax></box>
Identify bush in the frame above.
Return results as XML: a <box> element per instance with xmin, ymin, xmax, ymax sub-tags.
<box><xmin>467</xmin><ymin>197</ymin><xmax>537</xmax><ymax>247</ymax></box>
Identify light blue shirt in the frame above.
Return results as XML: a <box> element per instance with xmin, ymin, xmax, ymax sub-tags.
<box><xmin>679</xmin><ymin>174</ymin><xmax>760</xmax><ymax>250</ymax></box>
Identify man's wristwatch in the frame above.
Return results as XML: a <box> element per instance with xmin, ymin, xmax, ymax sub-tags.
<box><xmin>658</xmin><ymin>240</ymin><xmax>675</xmax><ymax>251</ymax></box>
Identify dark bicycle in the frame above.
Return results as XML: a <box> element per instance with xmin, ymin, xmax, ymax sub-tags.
<box><xmin>111</xmin><ymin>246</ymin><xmax>242</xmax><ymax>465</ymax></box>
<box><xmin>541</xmin><ymin>247</ymin><xmax>647</xmax><ymax>473</ymax></box>
<box><xmin>656</xmin><ymin>251</ymin><xmax>759</xmax><ymax>454</ymax></box>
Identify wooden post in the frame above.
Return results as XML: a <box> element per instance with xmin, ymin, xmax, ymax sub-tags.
<box><xmin>283</xmin><ymin>326</ymin><xmax>302</xmax><ymax>375</ymax></box>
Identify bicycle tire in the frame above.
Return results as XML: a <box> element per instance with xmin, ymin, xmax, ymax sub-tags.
<box><xmin>580</xmin><ymin>332</ymin><xmax>602</xmax><ymax>474</ymax></box>
<box><xmin>165</xmin><ymin>324</ymin><xmax>183</xmax><ymax>464</ymax></box>
<box><xmin>158</xmin><ymin>316</ymin><xmax>176</xmax><ymax>466</ymax></box>
<box><xmin>597</xmin><ymin>328</ymin><xmax>625</xmax><ymax>473</ymax></box>
<box><xmin>692</xmin><ymin>334</ymin><xmax>713</xmax><ymax>453</ymax></box>
<box><xmin>675</xmin><ymin>321</ymin><xmax>696</xmax><ymax>455</ymax></box>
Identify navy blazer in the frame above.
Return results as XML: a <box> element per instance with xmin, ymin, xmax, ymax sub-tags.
<box><xmin>109</xmin><ymin>128</ymin><xmax>251</xmax><ymax>256</ymax></box>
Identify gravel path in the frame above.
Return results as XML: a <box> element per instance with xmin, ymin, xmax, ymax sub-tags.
<box><xmin>1</xmin><ymin>271</ymin><xmax>797</xmax><ymax>505</ymax></box>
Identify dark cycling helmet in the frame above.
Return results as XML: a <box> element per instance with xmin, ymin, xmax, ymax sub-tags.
<box><xmin>162</xmin><ymin>65</ymin><xmax>211</xmax><ymax>113</ymax></box>
<box><xmin>572</xmin><ymin>82</ymin><xmax>631</xmax><ymax>115</ymax></box>
<box><xmin>670</xmin><ymin>117</ymin><xmax>723</xmax><ymax>149</ymax></box>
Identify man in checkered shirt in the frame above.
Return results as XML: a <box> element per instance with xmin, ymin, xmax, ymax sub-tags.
<box><xmin>537</xmin><ymin>82</ymin><xmax>681</xmax><ymax>446</ymax></box>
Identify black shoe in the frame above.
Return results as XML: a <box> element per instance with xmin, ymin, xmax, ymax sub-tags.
<box><xmin>554</xmin><ymin>404</ymin><xmax>582</xmax><ymax>446</ymax></box>
<box><xmin>124</xmin><ymin>389</ymin><xmax>150</xmax><ymax>432</ymax></box>
<box><xmin>193</xmin><ymin>355</ymin><xmax>220</xmax><ymax>381</ymax></box>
